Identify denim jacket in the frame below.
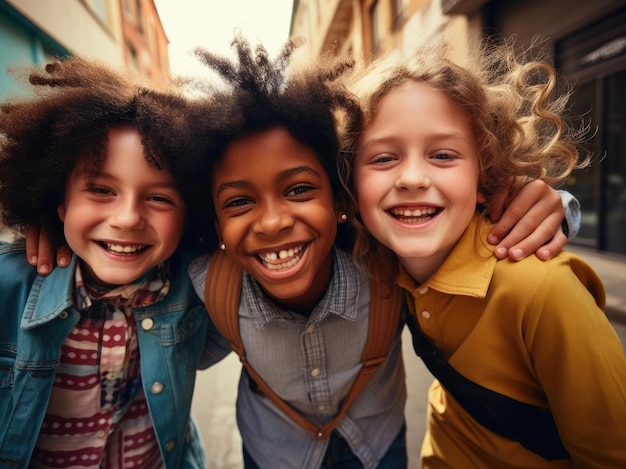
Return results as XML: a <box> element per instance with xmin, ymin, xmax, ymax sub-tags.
<box><xmin>0</xmin><ymin>240</ymin><xmax>208</xmax><ymax>468</ymax></box>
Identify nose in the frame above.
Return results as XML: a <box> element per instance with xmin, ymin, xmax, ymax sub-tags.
<box><xmin>252</xmin><ymin>200</ymin><xmax>294</xmax><ymax>237</ymax></box>
<box><xmin>109</xmin><ymin>197</ymin><xmax>145</xmax><ymax>230</ymax></box>
<box><xmin>395</xmin><ymin>158</ymin><xmax>431</xmax><ymax>192</ymax></box>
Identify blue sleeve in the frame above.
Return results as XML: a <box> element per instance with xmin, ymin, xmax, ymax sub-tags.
<box><xmin>559</xmin><ymin>190</ymin><xmax>580</xmax><ymax>239</ymax></box>
<box><xmin>188</xmin><ymin>253</ymin><xmax>233</xmax><ymax>368</ymax></box>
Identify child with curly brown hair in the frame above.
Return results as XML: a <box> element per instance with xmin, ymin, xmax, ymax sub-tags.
<box><xmin>340</xmin><ymin>40</ymin><xmax>626</xmax><ymax>468</ymax></box>
<box><xmin>0</xmin><ymin>56</ymin><xmax>212</xmax><ymax>468</ymax></box>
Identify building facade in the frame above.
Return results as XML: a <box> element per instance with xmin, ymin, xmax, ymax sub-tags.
<box><xmin>120</xmin><ymin>0</ymin><xmax>169</xmax><ymax>80</ymax></box>
<box><xmin>291</xmin><ymin>0</ymin><xmax>626</xmax><ymax>256</ymax></box>
<box><xmin>0</xmin><ymin>0</ymin><xmax>170</xmax><ymax>240</ymax></box>
<box><xmin>0</xmin><ymin>0</ymin><xmax>169</xmax><ymax>100</ymax></box>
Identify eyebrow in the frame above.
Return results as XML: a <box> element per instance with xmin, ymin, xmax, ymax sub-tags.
<box><xmin>81</xmin><ymin>169</ymin><xmax>179</xmax><ymax>190</ymax></box>
<box><xmin>215</xmin><ymin>165</ymin><xmax>322</xmax><ymax>197</ymax></box>
<box><xmin>361</xmin><ymin>131</ymin><xmax>471</xmax><ymax>147</ymax></box>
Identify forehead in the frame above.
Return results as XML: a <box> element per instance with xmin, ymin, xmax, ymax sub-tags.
<box><xmin>214</xmin><ymin>126</ymin><xmax>328</xmax><ymax>181</ymax></box>
<box><xmin>72</xmin><ymin>127</ymin><xmax>173</xmax><ymax>182</ymax></box>
<box><xmin>367</xmin><ymin>81</ymin><xmax>473</xmax><ymax>132</ymax></box>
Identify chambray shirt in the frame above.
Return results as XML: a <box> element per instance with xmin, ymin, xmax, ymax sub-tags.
<box><xmin>189</xmin><ymin>247</ymin><xmax>407</xmax><ymax>469</ymax></box>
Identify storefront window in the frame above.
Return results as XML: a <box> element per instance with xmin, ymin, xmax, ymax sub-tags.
<box><xmin>556</xmin><ymin>5</ymin><xmax>626</xmax><ymax>254</ymax></box>
<box><xmin>604</xmin><ymin>70</ymin><xmax>626</xmax><ymax>254</ymax></box>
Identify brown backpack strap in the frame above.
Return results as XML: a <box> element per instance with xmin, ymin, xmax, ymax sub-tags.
<box><xmin>203</xmin><ymin>250</ymin><xmax>404</xmax><ymax>439</ymax></box>
<box><xmin>204</xmin><ymin>250</ymin><xmax>245</xmax><ymax>357</ymax></box>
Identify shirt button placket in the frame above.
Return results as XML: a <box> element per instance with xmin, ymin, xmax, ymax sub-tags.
<box><xmin>302</xmin><ymin>323</ymin><xmax>332</xmax><ymax>417</ymax></box>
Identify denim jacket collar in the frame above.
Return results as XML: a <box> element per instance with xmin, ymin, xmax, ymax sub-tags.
<box><xmin>21</xmin><ymin>255</ymin><xmax>78</xmax><ymax>330</ymax></box>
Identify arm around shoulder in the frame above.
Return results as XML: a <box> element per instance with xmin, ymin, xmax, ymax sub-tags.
<box><xmin>558</xmin><ymin>190</ymin><xmax>581</xmax><ymax>239</ymax></box>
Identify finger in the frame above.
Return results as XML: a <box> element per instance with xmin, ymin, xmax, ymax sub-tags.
<box><xmin>57</xmin><ymin>245</ymin><xmax>72</xmax><ymax>267</ymax></box>
<box><xmin>484</xmin><ymin>190</ymin><xmax>507</xmax><ymax>225</ymax></box>
<box><xmin>494</xmin><ymin>212</ymin><xmax>564</xmax><ymax>260</ymax></box>
<box><xmin>36</xmin><ymin>225</ymin><xmax>57</xmax><ymax>275</ymax></box>
<box><xmin>488</xmin><ymin>180</ymin><xmax>561</xmax><ymax>245</ymax></box>
<box><xmin>535</xmin><ymin>231</ymin><xmax>568</xmax><ymax>261</ymax></box>
<box><xmin>488</xmin><ymin>200</ymin><xmax>529</xmax><ymax>245</ymax></box>
<box><xmin>25</xmin><ymin>224</ymin><xmax>41</xmax><ymax>266</ymax></box>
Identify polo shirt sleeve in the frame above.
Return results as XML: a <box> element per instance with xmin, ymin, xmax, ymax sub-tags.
<box><xmin>525</xmin><ymin>254</ymin><xmax>626</xmax><ymax>467</ymax></box>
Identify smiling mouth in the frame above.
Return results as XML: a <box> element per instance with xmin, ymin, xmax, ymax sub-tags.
<box><xmin>389</xmin><ymin>207</ymin><xmax>441</xmax><ymax>224</ymax></box>
<box><xmin>257</xmin><ymin>244</ymin><xmax>307</xmax><ymax>271</ymax></box>
<box><xmin>101</xmin><ymin>242</ymin><xmax>149</xmax><ymax>255</ymax></box>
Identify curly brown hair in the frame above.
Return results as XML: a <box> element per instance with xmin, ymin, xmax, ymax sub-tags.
<box><xmin>338</xmin><ymin>38</ymin><xmax>589</xmax><ymax>268</ymax></box>
<box><xmin>191</xmin><ymin>34</ymin><xmax>361</xmax><ymax>251</ymax></box>
<box><xmin>0</xmin><ymin>56</ymin><xmax>213</xmax><ymax>250</ymax></box>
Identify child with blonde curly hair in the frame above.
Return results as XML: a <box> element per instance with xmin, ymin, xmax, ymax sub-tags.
<box><xmin>340</xmin><ymin>40</ymin><xmax>626</xmax><ymax>468</ymax></box>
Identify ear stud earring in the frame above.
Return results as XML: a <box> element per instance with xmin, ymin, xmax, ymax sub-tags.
<box><xmin>219</xmin><ymin>243</ymin><xmax>226</xmax><ymax>251</ymax></box>
<box><xmin>340</xmin><ymin>213</ymin><xmax>347</xmax><ymax>221</ymax></box>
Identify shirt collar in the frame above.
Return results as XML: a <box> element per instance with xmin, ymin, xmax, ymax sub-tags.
<box><xmin>396</xmin><ymin>213</ymin><xmax>497</xmax><ymax>299</ymax></box>
<box><xmin>74</xmin><ymin>261</ymin><xmax>170</xmax><ymax>311</ymax></box>
<box><xmin>241</xmin><ymin>246</ymin><xmax>362</xmax><ymax>329</ymax></box>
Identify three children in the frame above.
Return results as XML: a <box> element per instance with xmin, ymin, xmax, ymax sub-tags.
<box><xmin>3</xmin><ymin>36</ymin><xmax>589</xmax><ymax>468</ymax></box>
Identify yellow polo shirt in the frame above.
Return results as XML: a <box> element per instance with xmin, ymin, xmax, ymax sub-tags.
<box><xmin>398</xmin><ymin>214</ymin><xmax>626</xmax><ymax>468</ymax></box>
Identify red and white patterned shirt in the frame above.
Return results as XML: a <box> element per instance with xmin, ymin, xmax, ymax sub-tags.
<box><xmin>31</xmin><ymin>264</ymin><xmax>169</xmax><ymax>468</ymax></box>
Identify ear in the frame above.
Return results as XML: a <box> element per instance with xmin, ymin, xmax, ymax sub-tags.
<box><xmin>477</xmin><ymin>192</ymin><xmax>487</xmax><ymax>205</ymax></box>
<box><xmin>57</xmin><ymin>202</ymin><xmax>67</xmax><ymax>222</ymax></box>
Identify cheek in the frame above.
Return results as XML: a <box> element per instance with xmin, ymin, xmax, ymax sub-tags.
<box><xmin>160</xmin><ymin>215</ymin><xmax>186</xmax><ymax>256</ymax></box>
<box><xmin>354</xmin><ymin>171</ymin><xmax>379</xmax><ymax>213</ymax></box>
<box><xmin>217</xmin><ymin>218</ymin><xmax>245</xmax><ymax>246</ymax></box>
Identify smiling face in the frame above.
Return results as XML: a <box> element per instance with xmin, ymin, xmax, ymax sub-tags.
<box><xmin>212</xmin><ymin>126</ymin><xmax>339</xmax><ymax>313</ymax></box>
<box><xmin>58</xmin><ymin>126</ymin><xmax>186</xmax><ymax>287</ymax></box>
<box><xmin>354</xmin><ymin>81</ymin><xmax>485</xmax><ymax>283</ymax></box>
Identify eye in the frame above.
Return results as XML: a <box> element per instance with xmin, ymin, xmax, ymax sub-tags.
<box><xmin>86</xmin><ymin>184</ymin><xmax>114</xmax><ymax>195</ymax></box>
<box><xmin>430</xmin><ymin>151</ymin><xmax>457</xmax><ymax>163</ymax></box>
<box><xmin>148</xmin><ymin>195</ymin><xmax>176</xmax><ymax>205</ymax></box>
<box><xmin>431</xmin><ymin>151</ymin><xmax>456</xmax><ymax>161</ymax></box>
<box><xmin>286</xmin><ymin>185</ymin><xmax>313</xmax><ymax>197</ymax></box>
<box><xmin>371</xmin><ymin>153</ymin><xmax>396</xmax><ymax>164</ymax></box>
<box><xmin>224</xmin><ymin>197</ymin><xmax>252</xmax><ymax>209</ymax></box>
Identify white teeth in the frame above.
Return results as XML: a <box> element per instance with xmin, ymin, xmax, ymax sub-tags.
<box><xmin>391</xmin><ymin>207</ymin><xmax>437</xmax><ymax>217</ymax></box>
<box><xmin>104</xmin><ymin>242</ymin><xmax>146</xmax><ymax>254</ymax></box>
<box><xmin>259</xmin><ymin>244</ymin><xmax>306</xmax><ymax>270</ymax></box>
<box><xmin>264</xmin><ymin>257</ymin><xmax>301</xmax><ymax>271</ymax></box>
<box><xmin>261</xmin><ymin>245</ymin><xmax>303</xmax><ymax>262</ymax></box>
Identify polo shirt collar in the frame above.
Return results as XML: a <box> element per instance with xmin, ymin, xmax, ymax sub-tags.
<box><xmin>396</xmin><ymin>213</ymin><xmax>497</xmax><ymax>299</ymax></box>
